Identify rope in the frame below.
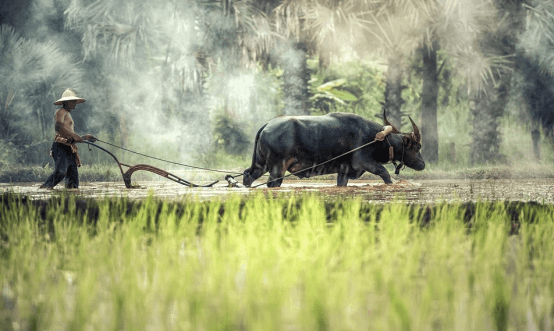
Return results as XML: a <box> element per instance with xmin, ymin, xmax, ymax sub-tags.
<box><xmin>385</xmin><ymin>136</ymin><xmax>405</xmax><ymax>175</ymax></box>
<box><xmin>251</xmin><ymin>139</ymin><xmax>380</xmax><ymax>188</ymax></box>
<box><xmin>93</xmin><ymin>139</ymin><xmax>243</xmax><ymax>176</ymax></box>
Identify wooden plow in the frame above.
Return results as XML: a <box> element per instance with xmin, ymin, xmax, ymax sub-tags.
<box><xmin>83</xmin><ymin>141</ymin><xmax>219</xmax><ymax>188</ymax></box>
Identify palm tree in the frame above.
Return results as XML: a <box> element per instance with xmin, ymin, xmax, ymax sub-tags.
<box><xmin>468</xmin><ymin>0</ymin><xmax>525</xmax><ymax>165</ymax></box>
<box><xmin>362</xmin><ymin>0</ymin><xmax>520</xmax><ymax>165</ymax></box>
<box><xmin>272</xmin><ymin>0</ymin><xmax>531</xmax><ymax>166</ymax></box>
<box><xmin>363</xmin><ymin>6</ymin><xmax>420</xmax><ymax>131</ymax></box>
<box><xmin>0</xmin><ymin>25</ymin><xmax>82</xmax><ymax>139</ymax></box>
<box><xmin>519</xmin><ymin>0</ymin><xmax>554</xmax><ymax>74</ymax></box>
<box><xmin>0</xmin><ymin>24</ymin><xmax>83</xmax><ymax>163</ymax></box>
<box><xmin>410</xmin><ymin>0</ymin><xmax>501</xmax><ymax>164</ymax></box>
<box><xmin>65</xmin><ymin>1</ymin><xmax>250</xmax><ymax>151</ymax></box>
<box><xmin>65</xmin><ymin>0</ymin><xmax>289</xmax><ymax>159</ymax></box>
<box><xmin>274</xmin><ymin>1</ymin><xmax>384</xmax><ymax>116</ymax></box>
<box><xmin>420</xmin><ymin>40</ymin><xmax>439</xmax><ymax>163</ymax></box>
<box><xmin>515</xmin><ymin>0</ymin><xmax>554</xmax><ymax>159</ymax></box>
<box><xmin>65</xmin><ymin>0</ymin><xmax>168</xmax><ymax>148</ymax></box>
<box><xmin>273</xmin><ymin>1</ymin><xmax>311</xmax><ymax>115</ymax></box>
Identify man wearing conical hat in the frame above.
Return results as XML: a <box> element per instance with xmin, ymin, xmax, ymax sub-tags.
<box><xmin>40</xmin><ymin>89</ymin><xmax>97</xmax><ymax>190</ymax></box>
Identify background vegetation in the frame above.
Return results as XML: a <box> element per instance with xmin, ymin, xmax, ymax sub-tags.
<box><xmin>2</xmin><ymin>0</ymin><xmax>554</xmax><ymax>180</ymax></box>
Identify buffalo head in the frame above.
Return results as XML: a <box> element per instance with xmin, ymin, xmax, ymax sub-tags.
<box><xmin>402</xmin><ymin>116</ymin><xmax>425</xmax><ymax>170</ymax></box>
<box><xmin>243</xmin><ymin>168</ymin><xmax>254</xmax><ymax>187</ymax></box>
<box><xmin>383</xmin><ymin>111</ymin><xmax>425</xmax><ymax>171</ymax></box>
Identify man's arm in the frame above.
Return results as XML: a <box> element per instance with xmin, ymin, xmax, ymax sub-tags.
<box><xmin>54</xmin><ymin>110</ymin><xmax>83</xmax><ymax>143</ymax></box>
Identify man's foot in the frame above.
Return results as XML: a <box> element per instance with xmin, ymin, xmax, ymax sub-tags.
<box><xmin>39</xmin><ymin>185</ymin><xmax>53</xmax><ymax>190</ymax></box>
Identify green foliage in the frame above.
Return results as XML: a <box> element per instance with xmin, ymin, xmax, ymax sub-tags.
<box><xmin>0</xmin><ymin>140</ymin><xmax>19</xmax><ymax>167</ymax></box>
<box><xmin>0</xmin><ymin>24</ymin><xmax>83</xmax><ymax>164</ymax></box>
<box><xmin>1</xmin><ymin>193</ymin><xmax>554</xmax><ymax>329</ymax></box>
<box><xmin>205</xmin><ymin>149</ymin><xmax>251</xmax><ymax>171</ymax></box>
<box><xmin>308</xmin><ymin>58</ymin><xmax>386</xmax><ymax>119</ymax></box>
<box><xmin>212</xmin><ymin>112</ymin><xmax>250</xmax><ymax>156</ymax></box>
<box><xmin>310</xmin><ymin>78</ymin><xmax>358</xmax><ymax>112</ymax></box>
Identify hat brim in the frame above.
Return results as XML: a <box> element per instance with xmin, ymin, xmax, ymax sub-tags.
<box><xmin>54</xmin><ymin>96</ymin><xmax>86</xmax><ymax>105</ymax></box>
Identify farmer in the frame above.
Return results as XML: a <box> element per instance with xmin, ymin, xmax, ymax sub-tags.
<box><xmin>40</xmin><ymin>89</ymin><xmax>97</xmax><ymax>190</ymax></box>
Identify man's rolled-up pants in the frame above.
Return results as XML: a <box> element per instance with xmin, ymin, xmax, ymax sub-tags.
<box><xmin>42</xmin><ymin>142</ymin><xmax>79</xmax><ymax>189</ymax></box>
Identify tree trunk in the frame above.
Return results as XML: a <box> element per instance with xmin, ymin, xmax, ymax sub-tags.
<box><xmin>421</xmin><ymin>41</ymin><xmax>439</xmax><ymax>164</ymax></box>
<box><xmin>382</xmin><ymin>57</ymin><xmax>404</xmax><ymax>130</ymax></box>
<box><xmin>470</xmin><ymin>0</ymin><xmax>524</xmax><ymax>165</ymax></box>
<box><xmin>449</xmin><ymin>142</ymin><xmax>457</xmax><ymax>164</ymax></box>
<box><xmin>441</xmin><ymin>65</ymin><xmax>452</xmax><ymax>107</ymax></box>
<box><xmin>469</xmin><ymin>72</ymin><xmax>512</xmax><ymax>164</ymax></box>
<box><xmin>37</xmin><ymin>107</ymin><xmax>45</xmax><ymax>140</ymax></box>
<box><xmin>318</xmin><ymin>48</ymin><xmax>330</xmax><ymax>70</ymax></box>
<box><xmin>531</xmin><ymin>129</ymin><xmax>541</xmax><ymax>160</ymax></box>
<box><xmin>282</xmin><ymin>41</ymin><xmax>310</xmax><ymax>115</ymax></box>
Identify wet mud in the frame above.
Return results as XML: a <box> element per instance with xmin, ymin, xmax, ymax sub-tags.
<box><xmin>2</xmin><ymin>178</ymin><xmax>554</xmax><ymax>203</ymax></box>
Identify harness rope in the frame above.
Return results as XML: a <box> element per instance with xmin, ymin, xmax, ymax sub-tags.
<box><xmin>94</xmin><ymin>139</ymin><xmax>243</xmax><ymax>176</ymax></box>
<box><xmin>92</xmin><ymin>133</ymin><xmax>419</xmax><ymax>189</ymax></box>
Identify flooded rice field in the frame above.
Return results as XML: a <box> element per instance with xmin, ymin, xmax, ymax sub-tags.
<box><xmin>2</xmin><ymin>177</ymin><xmax>554</xmax><ymax>203</ymax></box>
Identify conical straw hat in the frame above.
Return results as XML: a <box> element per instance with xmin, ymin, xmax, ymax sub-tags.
<box><xmin>54</xmin><ymin>89</ymin><xmax>86</xmax><ymax>105</ymax></box>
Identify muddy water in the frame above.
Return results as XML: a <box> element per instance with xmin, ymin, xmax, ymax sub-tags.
<box><xmin>2</xmin><ymin>178</ymin><xmax>554</xmax><ymax>203</ymax></box>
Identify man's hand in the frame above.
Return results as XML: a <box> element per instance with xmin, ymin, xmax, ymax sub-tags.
<box><xmin>81</xmin><ymin>134</ymin><xmax>97</xmax><ymax>142</ymax></box>
<box><xmin>375</xmin><ymin>131</ymin><xmax>386</xmax><ymax>141</ymax></box>
<box><xmin>375</xmin><ymin>125</ymin><xmax>394</xmax><ymax>141</ymax></box>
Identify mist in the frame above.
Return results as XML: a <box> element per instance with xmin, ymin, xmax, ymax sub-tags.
<box><xmin>1</xmin><ymin>0</ymin><xmax>553</xmax><ymax>173</ymax></box>
<box><xmin>1</xmin><ymin>0</ymin><xmax>285</xmax><ymax>168</ymax></box>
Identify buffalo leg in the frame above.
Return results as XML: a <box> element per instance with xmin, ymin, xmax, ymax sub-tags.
<box><xmin>268</xmin><ymin>177</ymin><xmax>283</xmax><ymax>187</ymax></box>
<box><xmin>337</xmin><ymin>171</ymin><xmax>349</xmax><ymax>186</ymax></box>
<box><xmin>360</xmin><ymin>163</ymin><xmax>392</xmax><ymax>184</ymax></box>
<box><xmin>268</xmin><ymin>164</ymin><xmax>284</xmax><ymax>187</ymax></box>
<box><xmin>353</xmin><ymin>153</ymin><xmax>393</xmax><ymax>184</ymax></box>
<box><xmin>371</xmin><ymin>164</ymin><xmax>393</xmax><ymax>184</ymax></box>
<box><xmin>337</xmin><ymin>164</ymin><xmax>352</xmax><ymax>186</ymax></box>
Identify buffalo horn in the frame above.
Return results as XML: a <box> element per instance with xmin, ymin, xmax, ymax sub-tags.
<box><xmin>408</xmin><ymin>116</ymin><xmax>421</xmax><ymax>142</ymax></box>
<box><xmin>383</xmin><ymin>110</ymin><xmax>400</xmax><ymax>134</ymax></box>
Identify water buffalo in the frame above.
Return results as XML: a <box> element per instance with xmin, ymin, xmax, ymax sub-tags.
<box><xmin>243</xmin><ymin>112</ymin><xmax>425</xmax><ymax>187</ymax></box>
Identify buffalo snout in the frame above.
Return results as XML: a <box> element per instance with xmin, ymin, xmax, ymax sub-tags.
<box><xmin>405</xmin><ymin>152</ymin><xmax>425</xmax><ymax>171</ymax></box>
<box><xmin>243</xmin><ymin>169</ymin><xmax>254</xmax><ymax>187</ymax></box>
<box><xmin>412</xmin><ymin>160</ymin><xmax>425</xmax><ymax>171</ymax></box>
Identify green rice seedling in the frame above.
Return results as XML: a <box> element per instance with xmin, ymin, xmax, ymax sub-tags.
<box><xmin>1</xmin><ymin>192</ymin><xmax>553</xmax><ymax>330</ymax></box>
